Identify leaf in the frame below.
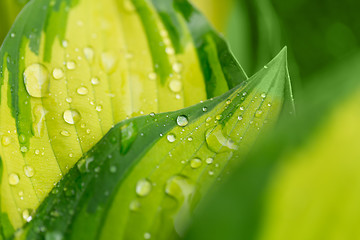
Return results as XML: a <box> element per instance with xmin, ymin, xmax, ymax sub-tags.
<box><xmin>184</xmin><ymin>51</ymin><xmax>360</xmax><ymax>240</ymax></box>
<box><xmin>15</xmin><ymin>48</ymin><xmax>293</xmax><ymax>240</ymax></box>
<box><xmin>0</xmin><ymin>0</ymin><xmax>30</xmax><ymax>45</ymax></box>
<box><xmin>0</xmin><ymin>0</ymin><xmax>247</xmax><ymax>234</ymax></box>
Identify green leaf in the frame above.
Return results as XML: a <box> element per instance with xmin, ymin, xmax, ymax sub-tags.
<box><xmin>0</xmin><ymin>0</ymin><xmax>30</xmax><ymax>45</ymax></box>
<box><xmin>184</xmin><ymin>51</ymin><xmax>360</xmax><ymax>240</ymax></box>
<box><xmin>16</xmin><ymin>48</ymin><xmax>292</xmax><ymax>240</ymax></box>
<box><xmin>0</xmin><ymin>0</ymin><xmax>247</xmax><ymax>233</ymax></box>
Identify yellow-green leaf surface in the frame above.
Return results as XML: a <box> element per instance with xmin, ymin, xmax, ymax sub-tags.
<box><xmin>0</xmin><ymin>0</ymin><xmax>29</xmax><ymax>45</ymax></box>
<box><xmin>15</xmin><ymin>48</ymin><xmax>293</xmax><ymax>240</ymax></box>
<box><xmin>0</xmin><ymin>0</ymin><xmax>247</xmax><ymax>232</ymax></box>
<box><xmin>185</xmin><ymin>52</ymin><xmax>360</xmax><ymax>240</ymax></box>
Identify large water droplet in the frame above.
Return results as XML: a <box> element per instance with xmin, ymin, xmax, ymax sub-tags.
<box><xmin>136</xmin><ymin>179</ymin><xmax>152</xmax><ymax>197</ymax></box>
<box><xmin>24</xmin><ymin>165</ymin><xmax>35</xmax><ymax>178</ymax></box>
<box><xmin>205</xmin><ymin>125</ymin><xmax>238</xmax><ymax>153</ymax></box>
<box><xmin>23</xmin><ymin>64</ymin><xmax>50</xmax><ymax>98</ymax></box>
<box><xmin>176</xmin><ymin>115</ymin><xmax>188</xmax><ymax>127</ymax></box>
<box><xmin>63</xmin><ymin>110</ymin><xmax>81</xmax><ymax>125</ymax></box>
<box><xmin>66</xmin><ymin>61</ymin><xmax>76</xmax><ymax>70</ymax></box>
<box><xmin>91</xmin><ymin>77</ymin><xmax>100</xmax><ymax>86</ymax></box>
<box><xmin>77</xmin><ymin>86</ymin><xmax>89</xmax><ymax>95</ymax></box>
<box><xmin>169</xmin><ymin>79</ymin><xmax>182</xmax><ymax>93</ymax></box>
<box><xmin>9</xmin><ymin>173</ymin><xmax>20</xmax><ymax>186</ymax></box>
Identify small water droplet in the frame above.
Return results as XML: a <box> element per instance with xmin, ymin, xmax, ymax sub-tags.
<box><xmin>205</xmin><ymin>125</ymin><xmax>238</xmax><ymax>153</ymax></box>
<box><xmin>226</xmin><ymin>99</ymin><xmax>232</xmax><ymax>105</ymax></box>
<box><xmin>63</xmin><ymin>110</ymin><xmax>81</xmax><ymax>125</ymax></box>
<box><xmin>167</xmin><ymin>134</ymin><xmax>176</xmax><ymax>143</ymax></box>
<box><xmin>52</xmin><ymin>68</ymin><xmax>64</xmax><ymax>80</ymax></box>
<box><xmin>129</xmin><ymin>200</ymin><xmax>141</xmax><ymax>211</ymax></box>
<box><xmin>208</xmin><ymin>171</ymin><xmax>214</xmax><ymax>176</ymax></box>
<box><xmin>24</xmin><ymin>165</ymin><xmax>35</xmax><ymax>178</ymax></box>
<box><xmin>10</xmin><ymin>33</ymin><xmax>15</xmax><ymax>38</ymax></box>
<box><xmin>19</xmin><ymin>134</ymin><xmax>26</xmax><ymax>144</ymax></box>
<box><xmin>109</xmin><ymin>166</ymin><xmax>117</xmax><ymax>173</ymax></box>
<box><xmin>148</xmin><ymin>72</ymin><xmax>157</xmax><ymax>81</ymax></box>
<box><xmin>22</xmin><ymin>209</ymin><xmax>33</xmax><ymax>222</ymax></box>
<box><xmin>23</xmin><ymin>64</ymin><xmax>50</xmax><ymax>98</ymax></box>
<box><xmin>91</xmin><ymin>77</ymin><xmax>100</xmax><ymax>85</ymax></box>
<box><xmin>206</xmin><ymin>158</ymin><xmax>214</xmax><ymax>164</ymax></box>
<box><xmin>176</xmin><ymin>115</ymin><xmax>188</xmax><ymax>127</ymax></box>
<box><xmin>215</xmin><ymin>115</ymin><xmax>222</xmax><ymax>120</ymax></box>
<box><xmin>66</xmin><ymin>61</ymin><xmax>76</xmax><ymax>70</ymax></box>
<box><xmin>172</xmin><ymin>62</ymin><xmax>183</xmax><ymax>73</ymax></box>
<box><xmin>187</xmin><ymin>137</ymin><xmax>193</xmax><ymax>142</ymax></box>
<box><xmin>240</xmin><ymin>106</ymin><xmax>245</xmax><ymax>111</ymax></box>
<box><xmin>62</xmin><ymin>40</ymin><xmax>68</xmax><ymax>48</ymax></box>
<box><xmin>136</xmin><ymin>179</ymin><xmax>152</xmax><ymax>197</ymax></box>
<box><xmin>60</xmin><ymin>130</ymin><xmax>70</xmax><ymax>137</ymax></box>
<box><xmin>65</xmin><ymin>97</ymin><xmax>73</xmax><ymax>103</ymax></box>
<box><xmin>149</xmin><ymin>112</ymin><xmax>156</xmax><ymax>117</ymax></box>
<box><xmin>77</xmin><ymin>87</ymin><xmax>89</xmax><ymax>95</ymax></box>
<box><xmin>261</xmin><ymin>93</ymin><xmax>267</xmax><ymax>98</ymax></box>
<box><xmin>1</xmin><ymin>135</ymin><xmax>11</xmax><ymax>146</ymax></box>
<box><xmin>255</xmin><ymin>110</ymin><xmax>263</xmax><ymax>118</ymax></box>
<box><xmin>190</xmin><ymin>158</ymin><xmax>202</xmax><ymax>169</ymax></box>
<box><xmin>165</xmin><ymin>47</ymin><xmax>175</xmax><ymax>55</ymax></box>
<box><xmin>238</xmin><ymin>116</ymin><xmax>243</xmax><ymax>121</ymax></box>
<box><xmin>96</xmin><ymin>105</ymin><xmax>103</xmax><ymax>112</ymax></box>
<box><xmin>202</xmin><ymin>107</ymin><xmax>208</xmax><ymax>112</ymax></box>
<box><xmin>169</xmin><ymin>79</ymin><xmax>182</xmax><ymax>93</ymax></box>
<box><xmin>20</xmin><ymin>146</ymin><xmax>28</xmax><ymax>153</ymax></box>
<box><xmin>9</xmin><ymin>173</ymin><xmax>20</xmax><ymax>186</ymax></box>
<box><xmin>144</xmin><ymin>233</ymin><xmax>151</xmax><ymax>239</ymax></box>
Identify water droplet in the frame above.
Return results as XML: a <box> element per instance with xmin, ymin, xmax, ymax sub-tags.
<box><xmin>190</xmin><ymin>158</ymin><xmax>202</xmax><ymax>169</ymax></box>
<box><xmin>208</xmin><ymin>171</ymin><xmax>214</xmax><ymax>176</ymax></box>
<box><xmin>10</xmin><ymin>33</ymin><xmax>15</xmax><ymax>38</ymax></box>
<box><xmin>238</xmin><ymin>116</ymin><xmax>243</xmax><ymax>121</ymax></box>
<box><xmin>96</xmin><ymin>105</ymin><xmax>103</xmax><ymax>112</ymax></box>
<box><xmin>240</xmin><ymin>106</ymin><xmax>245</xmax><ymax>111</ymax></box>
<box><xmin>101</xmin><ymin>52</ymin><xmax>117</xmax><ymax>73</ymax></box>
<box><xmin>205</xmin><ymin>125</ymin><xmax>238</xmax><ymax>153</ymax></box>
<box><xmin>91</xmin><ymin>77</ymin><xmax>100</xmax><ymax>85</ymax></box>
<box><xmin>261</xmin><ymin>93</ymin><xmax>267</xmax><ymax>98</ymax></box>
<box><xmin>83</xmin><ymin>47</ymin><xmax>94</xmax><ymax>63</ymax></box>
<box><xmin>202</xmin><ymin>107</ymin><xmax>208</xmax><ymax>112</ymax></box>
<box><xmin>215</xmin><ymin>115</ymin><xmax>222</xmax><ymax>121</ymax></box>
<box><xmin>23</xmin><ymin>165</ymin><xmax>35</xmax><ymax>178</ymax></box>
<box><xmin>66</xmin><ymin>61</ymin><xmax>76</xmax><ymax>70</ymax></box>
<box><xmin>63</xmin><ymin>110</ymin><xmax>81</xmax><ymax>125</ymax></box>
<box><xmin>23</xmin><ymin>64</ymin><xmax>50</xmax><ymax>98</ymax></box>
<box><xmin>172</xmin><ymin>62</ymin><xmax>183</xmax><ymax>73</ymax></box>
<box><xmin>62</xmin><ymin>40</ymin><xmax>68</xmax><ymax>48</ymax></box>
<box><xmin>165</xmin><ymin>47</ymin><xmax>175</xmax><ymax>55</ymax></box>
<box><xmin>136</xmin><ymin>179</ymin><xmax>152</xmax><ymax>197</ymax></box>
<box><xmin>226</xmin><ymin>99</ymin><xmax>232</xmax><ymax>105</ymax></box>
<box><xmin>1</xmin><ymin>135</ymin><xmax>11</xmax><ymax>146</ymax></box>
<box><xmin>22</xmin><ymin>209</ymin><xmax>33</xmax><ymax>222</ymax></box>
<box><xmin>19</xmin><ymin>134</ymin><xmax>26</xmax><ymax>144</ymax></box>
<box><xmin>149</xmin><ymin>112</ymin><xmax>156</xmax><ymax>117</ymax></box>
<box><xmin>129</xmin><ymin>200</ymin><xmax>141</xmax><ymax>211</ymax></box>
<box><xmin>167</xmin><ymin>134</ymin><xmax>176</xmax><ymax>143</ymax></box>
<box><xmin>148</xmin><ymin>72</ymin><xmax>157</xmax><ymax>81</ymax></box>
<box><xmin>77</xmin><ymin>87</ymin><xmax>89</xmax><ymax>95</ymax></box>
<box><xmin>144</xmin><ymin>233</ymin><xmax>151</xmax><ymax>239</ymax></box>
<box><xmin>52</xmin><ymin>68</ymin><xmax>64</xmax><ymax>80</ymax></box>
<box><xmin>169</xmin><ymin>79</ymin><xmax>182</xmax><ymax>93</ymax></box>
<box><xmin>65</xmin><ymin>97</ymin><xmax>73</xmax><ymax>103</ymax></box>
<box><xmin>60</xmin><ymin>130</ymin><xmax>70</xmax><ymax>137</ymax></box>
<box><xmin>255</xmin><ymin>110</ymin><xmax>263</xmax><ymax>118</ymax></box>
<box><xmin>187</xmin><ymin>137</ymin><xmax>193</xmax><ymax>142</ymax></box>
<box><xmin>20</xmin><ymin>146</ymin><xmax>28</xmax><ymax>153</ymax></box>
<box><xmin>176</xmin><ymin>115</ymin><xmax>188</xmax><ymax>127</ymax></box>
<box><xmin>9</xmin><ymin>173</ymin><xmax>20</xmax><ymax>186</ymax></box>
<box><xmin>206</xmin><ymin>158</ymin><xmax>214</xmax><ymax>164</ymax></box>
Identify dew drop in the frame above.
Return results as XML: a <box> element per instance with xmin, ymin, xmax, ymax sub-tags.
<box><xmin>66</xmin><ymin>61</ymin><xmax>76</xmax><ymax>70</ymax></box>
<box><xmin>1</xmin><ymin>135</ymin><xmax>11</xmax><ymax>146</ymax></box>
<box><xmin>65</xmin><ymin>97</ymin><xmax>73</xmax><ymax>103</ymax></box>
<box><xmin>60</xmin><ymin>130</ymin><xmax>70</xmax><ymax>137</ymax></box>
<box><xmin>109</xmin><ymin>165</ymin><xmax>117</xmax><ymax>173</ymax></box>
<box><xmin>20</xmin><ymin>146</ymin><xmax>28</xmax><ymax>153</ymax></box>
<box><xmin>77</xmin><ymin>86</ymin><xmax>89</xmax><ymax>95</ymax></box>
<box><xmin>261</xmin><ymin>93</ymin><xmax>267</xmax><ymax>98</ymax></box>
<box><xmin>169</xmin><ymin>79</ymin><xmax>182</xmax><ymax>93</ymax></box>
<box><xmin>202</xmin><ymin>107</ymin><xmax>208</xmax><ymax>112</ymax></box>
<box><xmin>215</xmin><ymin>115</ymin><xmax>222</xmax><ymax>120</ymax></box>
<box><xmin>176</xmin><ymin>115</ymin><xmax>188</xmax><ymax>127</ymax></box>
<box><xmin>24</xmin><ymin>165</ymin><xmax>35</xmax><ymax>178</ymax></box>
<box><xmin>172</xmin><ymin>62</ymin><xmax>183</xmax><ymax>73</ymax></box>
<box><xmin>226</xmin><ymin>99</ymin><xmax>232</xmax><ymax>105</ymax></box>
<box><xmin>91</xmin><ymin>77</ymin><xmax>100</xmax><ymax>85</ymax></box>
<box><xmin>23</xmin><ymin>63</ymin><xmax>50</xmax><ymax>98</ymax></box>
<box><xmin>52</xmin><ymin>68</ymin><xmax>64</xmax><ymax>80</ymax></box>
<box><xmin>238</xmin><ymin>116</ymin><xmax>243</xmax><ymax>121</ymax></box>
<box><xmin>167</xmin><ymin>134</ymin><xmax>176</xmax><ymax>143</ymax></box>
<box><xmin>62</xmin><ymin>40</ymin><xmax>68</xmax><ymax>48</ymax></box>
<box><xmin>96</xmin><ymin>105</ymin><xmax>103</xmax><ymax>112</ymax></box>
<box><xmin>190</xmin><ymin>158</ymin><xmax>202</xmax><ymax>169</ymax></box>
<box><xmin>136</xmin><ymin>179</ymin><xmax>152</xmax><ymax>197</ymax></box>
<box><xmin>240</xmin><ymin>106</ymin><xmax>245</xmax><ymax>111</ymax></box>
<box><xmin>148</xmin><ymin>72</ymin><xmax>157</xmax><ymax>81</ymax></box>
<box><xmin>129</xmin><ymin>200</ymin><xmax>141</xmax><ymax>211</ymax></box>
<box><xmin>19</xmin><ymin>134</ymin><xmax>26</xmax><ymax>144</ymax></box>
<box><xmin>187</xmin><ymin>137</ymin><xmax>193</xmax><ymax>142</ymax></box>
<box><xmin>144</xmin><ymin>233</ymin><xmax>151</xmax><ymax>239</ymax></box>
<box><xmin>32</xmin><ymin>105</ymin><xmax>47</xmax><ymax>138</ymax></box>
<box><xmin>63</xmin><ymin>110</ymin><xmax>81</xmax><ymax>125</ymax></box>
<box><xmin>255</xmin><ymin>110</ymin><xmax>263</xmax><ymax>118</ymax></box>
<box><xmin>206</xmin><ymin>158</ymin><xmax>214</xmax><ymax>164</ymax></box>
<box><xmin>9</xmin><ymin>173</ymin><xmax>20</xmax><ymax>186</ymax></box>
<box><xmin>22</xmin><ymin>209</ymin><xmax>33</xmax><ymax>222</ymax></box>
<box><xmin>165</xmin><ymin>47</ymin><xmax>175</xmax><ymax>55</ymax></box>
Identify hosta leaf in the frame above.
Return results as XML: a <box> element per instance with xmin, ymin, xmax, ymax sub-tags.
<box><xmin>15</xmin><ymin>48</ymin><xmax>292</xmax><ymax>240</ymax></box>
<box><xmin>0</xmin><ymin>0</ymin><xmax>247</xmax><ymax>233</ymax></box>
<box><xmin>184</xmin><ymin>51</ymin><xmax>360</xmax><ymax>240</ymax></box>
<box><xmin>0</xmin><ymin>0</ymin><xmax>30</xmax><ymax>45</ymax></box>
